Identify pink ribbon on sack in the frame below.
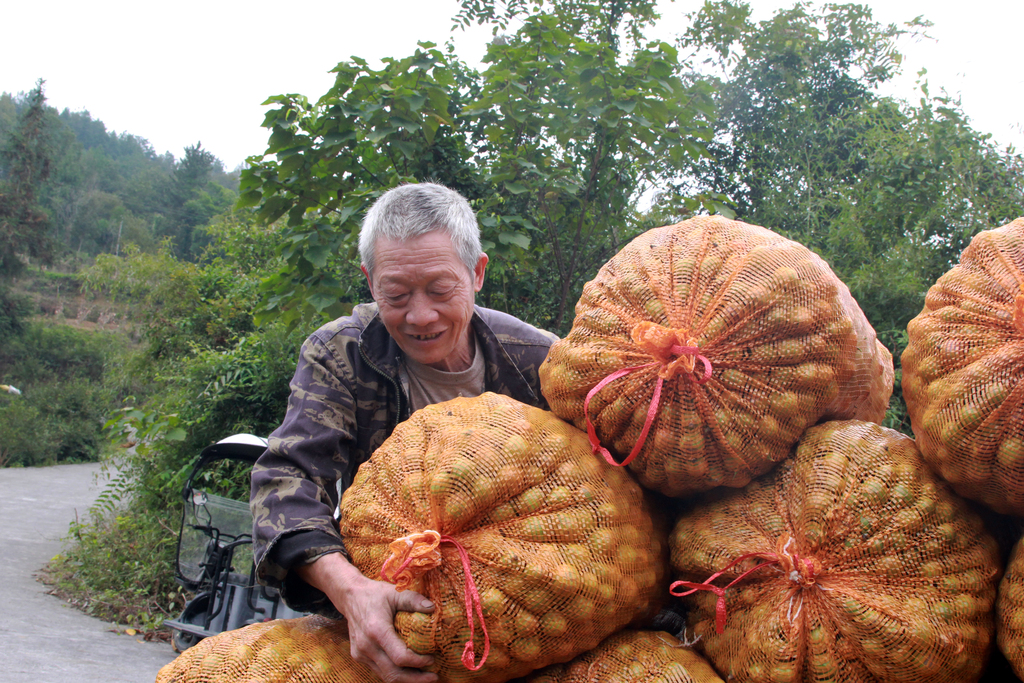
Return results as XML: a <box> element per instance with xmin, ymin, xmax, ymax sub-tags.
<box><xmin>584</xmin><ymin>322</ymin><xmax>712</xmax><ymax>467</ymax></box>
<box><xmin>380</xmin><ymin>530</ymin><xmax>490</xmax><ymax>671</ymax></box>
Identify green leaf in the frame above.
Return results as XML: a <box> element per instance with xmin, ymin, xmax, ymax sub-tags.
<box><xmin>278</xmin><ymin>154</ymin><xmax>305</xmax><ymax>177</ymax></box>
<box><xmin>504</xmin><ymin>181</ymin><xmax>530</xmax><ymax>195</ymax></box>
<box><xmin>322</xmin><ymin>131</ymin><xmax>356</xmax><ymax>146</ymax></box>
<box><xmin>307</xmin><ymin>291</ymin><xmax>340</xmax><ymax>312</ymax></box>
<box><xmin>268</xmin><ymin>128</ymin><xmax>296</xmax><ymax>153</ymax></box>
<box><xmin>305</xmin><ymin>245</ymin><xmax>330</xmax><ymax>268</ymax></box>
<box><xmin>236</xmin><ymin>190</ymin><xmax>262</xmax><ymax>209</ymax></box>
<box><xmin>391</xmin><ymin>140</ymin><xmax>418</xmax><ymax>159</ymax></box>
<box><xmin>406</xmin><ymin>94</ymin><xmax>427</xmax><ymax>111</ymax></box>
<box><xmin>710</xmin><ymin>202</ymin><xmax>737</xmax><ymax>219</ymax></box>
<box><xmin>365</xmin><ymin>126</ymin><xmax>397</xmax><ymax>144</ymax></box>
<box><xmin>423</xmin><ymin>115</ymin><xmax>440</xmax><ymax>146</ymax></box>
<box><xmin>498</xmin><ymin>232</ymin><xmax>531</xmax><ymax>249</ymax></box>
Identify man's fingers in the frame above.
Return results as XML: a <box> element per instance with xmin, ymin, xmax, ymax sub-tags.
<box><xmin>392</xmin><ymin>589</ymin><xmax>435</xmax><ymax>614</ymax></box>
<box><xmin>312</xmin><ymin>560</ymin><xmax>437</xmax><ymax>682</ymax></box>
<box><xmin>375</xmin><ymin>623</ymin><xmax>434</xmax><ymax>670</ymax></box>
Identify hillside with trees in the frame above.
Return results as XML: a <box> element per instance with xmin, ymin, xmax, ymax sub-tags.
<box><xmin>1</xmin><ymin>0</ymin><xmax>1022</xmax><ymax>646</ymax></box>
<box><xmin>0</xmin><ymin>82</ymin><xmax>242</xmax><ymax>468</ymax></box>
<box><xmin>0</xmin><ymin>86</ymin><xmax>238</xmax><ymax>262</ymax></box>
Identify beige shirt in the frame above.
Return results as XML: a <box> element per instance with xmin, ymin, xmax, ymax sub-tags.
<box><xmin>399</xmin><ymin>336</ymin><xmax>485</xmax><ymax>413</ymax></box>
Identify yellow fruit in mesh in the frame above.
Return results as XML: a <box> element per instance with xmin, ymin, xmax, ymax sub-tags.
<box><xmin>902</xmin><ymin>216</ymin><xmax>1024</xmax><ymax>514</ymax></box>
<box><xmin>339</xmin><ymin>392</ymin><xmax>668</xmax><ymax>683</ymax></box>
<box><xmin>540</xmin><ymin>215</ymin><xmax>892</xmax><ymax>497</ymax></box>
<box><xmin>998</xmin><ymin>534</ymin><xmax>1024</xmax><ymax>679</ymax></box>
<box><xmin>155</xmin><ymin>616</ymin><xmax>374</xmax><ymax>683</ymax></box>
<box><xmin>669</xmin><ymin>420</ymin><xmax>1000</xmax><ymax>683</ymax></box>
<box><xmin>520</xmin><ymin>630</ymin><xmax>724</xmax><ymax>682</ymax></box>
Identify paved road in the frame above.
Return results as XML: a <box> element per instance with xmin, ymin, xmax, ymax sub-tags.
<box><xmin>0</xmin><ymin>462</ymin><xmax>179</xmax><ymax>682</ymax></box>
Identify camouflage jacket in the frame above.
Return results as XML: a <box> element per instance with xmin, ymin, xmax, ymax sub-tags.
<box><xmin>250</xmin><ymin>303</ymin><xmax>557</xmax><ymax>614</ymax></box>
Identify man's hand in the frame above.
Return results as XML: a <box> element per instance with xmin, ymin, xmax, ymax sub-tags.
<box><xmin>295</xmin><ymin>552</ymin><xmax>437</xmax><ymax>683</ymax></box>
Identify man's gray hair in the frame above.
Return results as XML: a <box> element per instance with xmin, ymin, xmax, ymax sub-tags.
<box><xmin>359</xmin><ymin>183</ymin><xmax>482</xmax><ymax>276</ymax></box>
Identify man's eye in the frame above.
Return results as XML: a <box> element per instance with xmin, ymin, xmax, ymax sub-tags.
<box><xmin>384</xmin><ymin>293</ymin><xmax>409</xmax><ymax>304</ymax></box>
<box><xmin>430</xmin><ymin>285</ymin><xmax>457</xmax><ymax>298</ymax></box>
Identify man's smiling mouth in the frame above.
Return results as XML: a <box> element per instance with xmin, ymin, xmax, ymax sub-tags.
<box><xmin>411</xmin><ymin>332</ymin><xmax>443</xmax><ymax>341</ymax></box>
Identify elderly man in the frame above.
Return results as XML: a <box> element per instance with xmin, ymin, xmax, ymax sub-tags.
<box><xmin>250</xmin><ymin>182</ymin><xmax>557</xmax><ymax>683</ymax></box>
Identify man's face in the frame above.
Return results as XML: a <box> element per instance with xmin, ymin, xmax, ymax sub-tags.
<box><xmin>362</xmin><ymin>231</ymin><xmax>487</xmax><ymax>371</ymax></box>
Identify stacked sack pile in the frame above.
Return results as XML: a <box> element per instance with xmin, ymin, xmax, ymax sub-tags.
<box><xmin>159</xmin><ymin>215</ymin><xmax>1024</xmax><ymax>683</ymax></box>
<box><xmin>537</xmin><ymin>215</ymin><xmax>1003</xmax><ymax>683</ymax></box>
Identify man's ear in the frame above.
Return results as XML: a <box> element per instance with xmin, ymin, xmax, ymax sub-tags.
<box><xmin>472</xmin><ymin>253</ymin><xmax>488</xmax><ymax>292</ymax></box>
<box><xmin>361</xmin><ymin>264</ymin><xmax>374</xmax><ymax>298</ymax></box>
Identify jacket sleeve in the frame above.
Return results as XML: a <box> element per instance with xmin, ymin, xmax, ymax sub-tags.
<box><xmin>250</xmin><ymin>332</ymin><xmax>357</xmax><ymax>616</ymax></box>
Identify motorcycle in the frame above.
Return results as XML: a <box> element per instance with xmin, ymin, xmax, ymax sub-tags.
<box><xmin>163</xmin><ymin>433</ymin><xmax>304</xmax><ymax>651</ymax></box>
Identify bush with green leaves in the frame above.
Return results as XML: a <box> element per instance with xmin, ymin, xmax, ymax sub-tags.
<box><xmin>0</xmin><ymin>399</ymin><xmax>45</xmax><ymax>467</ymax></box>
<box><xmin>0</xmin><ymin>321</ymin><xmax>125</xmax><ymax>466</ymax></box>
<box><xmin>82</xmin><ymin>213</ymin><xmax>301</xmax><ymax>500</ymax></box>
<box><xmin>102</xmin><ymin>321</ymin><xmax>307</xmax><ymax>512</ymax></box>
<box><xmin>0</xmin><ymin>285</ymin><xmax>32</xmax><ymax>342</ymax></box>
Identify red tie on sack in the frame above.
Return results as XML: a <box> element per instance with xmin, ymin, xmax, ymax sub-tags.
<box><xmin>380</xmin><ymin>530</ymin><xmax>490</xmax><ymax>671</ymax></box>
<box><xmin>584</xmin><ymin>321</ymin><xmax>713</xmax><ymax>467</ymax></box>
<box><xmin>669</xmin><ymin>535</ymin><xmax>822</xmax><ymax>634</ymax></box>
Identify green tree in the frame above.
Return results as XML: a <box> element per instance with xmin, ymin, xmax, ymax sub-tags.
<box><xmin>466</xmin><ymin>10</ymin><xmax>716</xmax><ymax>327</ymax></box>
<box><xmin>240</xmin><ymin>0</ymin><xmax>716</xmax><ymax>333</ymax></box>
<box><xmin>678</xmin><ymin>2</ymin><xmax>912</xmax><ymax>230</ymax></box>
<box><xmin>0</xmin><ymin>319</ymin><xmax>125</xmax><ymax>466</ymax></box>
<box><xmin>0</xmin><ymin>81</ymin><xmax>54</xmax><ymax>279</ymax></box>
<box><xmin>162</xmin><ymin>143</ymin><xmax>235</xmax><ymax>259</ymax></box>
<box><xmin>0</xmin><ymin>93</ymin><xmax>16</xmax><ymax>143</ymax></box>
<box><xmin>678</xmin><ymin>1</ymin><xmax>1024</xmax><ymax>432</ymax></box>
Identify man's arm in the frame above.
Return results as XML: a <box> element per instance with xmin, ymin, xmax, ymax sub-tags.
<box><xmin>251</xmin><ymin>331</ymin><xmax>360</xmax><ymax>612</ymax></box>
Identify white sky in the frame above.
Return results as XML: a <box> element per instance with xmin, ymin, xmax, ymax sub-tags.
<box><xmin>2</xmin><ymin>1</ymin><xmax>1021</xmax><ymax>171</ymax></box>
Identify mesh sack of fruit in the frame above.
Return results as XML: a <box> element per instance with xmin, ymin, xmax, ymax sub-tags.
<box><xmin>155</xmin><ymin>616</ymin><xmax>375</xmax><ymax>683</ymax></box>
<box><xmin>539</xmin><ymin>215</ymin><xmax>892</xmax><ymax>498</ymax></box>
<box><xmin>902</xmin><ymin>217</ymin><xmax>1024</xmax><ymax>515</ymax></box>
<box><xmin>515</xmin><ymin>629</ymin><xmax>724</xmax><ymax>683</ymax></box>
<box><xmin>998</xmin><ymin>534</ymin><xmax>1024</xmax><ymax>678</ymax></box>
<box><xmin>338</xmin><ymin>392</ymin><xmax>669</xmax><ymax>683</ymax></box>
<box><xmin>668</xmin><ymin>420</ymin><xmax>1000</xmax><ymax>683</ymax></box>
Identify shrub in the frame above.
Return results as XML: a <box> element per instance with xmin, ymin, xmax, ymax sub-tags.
<box><xmin>0</xmin><ymin>322</ymin><xmax>126</xmax><ymax>466</ymax></box>
<box><xmin>0</xmin><ymin>399</ymin><xmax>49</xmax><ymax>467</ymax></box>
<box><xmin>0</xmin><ymin>286</ymin><xmax>32</xmax><ymax>342</ymax></box>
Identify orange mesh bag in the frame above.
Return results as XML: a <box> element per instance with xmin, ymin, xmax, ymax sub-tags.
<box><xmin>998</xmin><ymin>535</ymin><xmax>1024</xmax><ymax>678</ymax></box>
<box><xmin>539</xmin><ymin>215</ymin><xmax>893</xmax><ymax>497</ymax></box>
<box><xmin>668</xmin><ymin>420</ymin><xmax>1001</xmax><ymax>683</ymax></box>
<box><xmin>338</xmin><ymin>392</ymin><xmax>668</xmax><ymax>683</ymax></box>
<box><xmin>516</xmin><ymin>630</ymin><xmax>724</xmax><ymax>683</ymax></box>
<box><xmin>902</xmin><ymin>217</ymin><xmax>1024</xmax><ymax>515</ymax></box>
<box><xmin>155</xmin><ymin>616</ymin><xmax>375</xmax><ymax>683</ymax></box>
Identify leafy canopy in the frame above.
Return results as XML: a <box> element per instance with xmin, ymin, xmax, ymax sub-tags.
<box><xmin>240</xmin><ymin>0</ymin><xmax>718</xmax><ymax>333</ymax></box>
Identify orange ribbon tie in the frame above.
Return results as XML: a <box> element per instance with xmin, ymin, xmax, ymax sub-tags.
<box><xmin>379</xmin><ymin>531</ymin><xmax>490</xmax><ymax>671</ymax></box>
<box><xmin>584</xmin><ymin>323</ymin><xmax>712</xmax><ymax>467</ymax></box>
